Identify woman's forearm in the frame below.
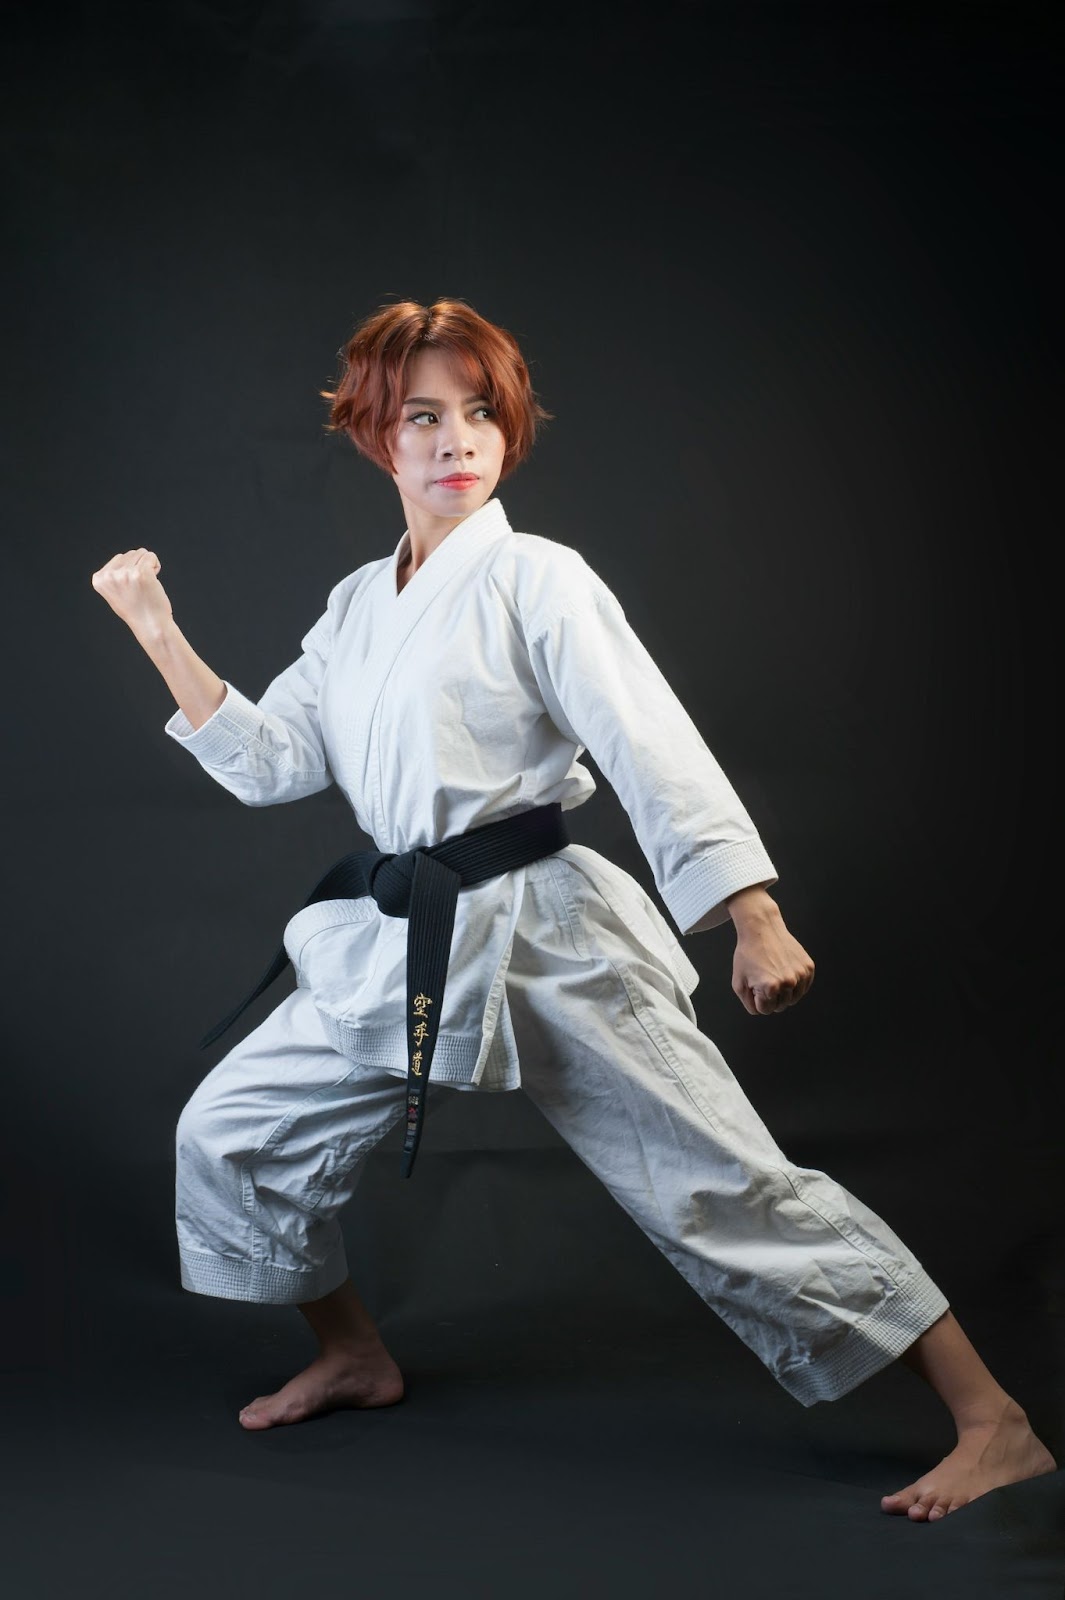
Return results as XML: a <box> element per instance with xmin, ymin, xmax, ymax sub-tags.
<box><xmin>136</xmin><ymin>618</ymin><xmax>227</xmax><ymax>732</ymax></box>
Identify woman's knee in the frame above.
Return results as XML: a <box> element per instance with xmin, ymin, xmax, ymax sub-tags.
<box><xmin>175</xmin><ymin>1079</ymin><xmax>244</xmax><ymax>1172</ymax></box>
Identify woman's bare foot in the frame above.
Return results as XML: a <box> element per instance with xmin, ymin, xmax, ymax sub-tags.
<box><xmin>881</xmin><ymin>1398</ymin><xmax>1057</xmax><ymax>1520</ymax></box>
<box><xmin>238</xmin><ymin>1276</ymin><xmax>403</xmax><ymax>1431</ymax></box>
<box><xmin>239</xmin><ymin>1338</ymin><xmax>404</xmax><ymax>1430</ymax></box>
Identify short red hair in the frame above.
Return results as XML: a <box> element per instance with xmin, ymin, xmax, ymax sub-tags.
<box><xmin>320</xmin><ymin>298</ymin><xmax>552</xmax><ymax>479</ymax></box>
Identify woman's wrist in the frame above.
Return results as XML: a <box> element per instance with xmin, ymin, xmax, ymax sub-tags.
<box><xmin>134</xmin><ymin>614</ymin><xmax>183</xmax><ymax>657</ymax></box>
<box><xmin>725</xmin><ymin>883</ymin><xmax>780</xmax><ymax>932</ymax></box>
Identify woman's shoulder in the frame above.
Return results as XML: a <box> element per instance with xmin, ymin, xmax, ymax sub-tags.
<box><xmin>326</xmin><ymin>555</ymin><xmax>390</xmax><ymax>608</ymax></box>
<box><xmin>501</xmin><ymin>521</ymin><xmax>590</xmax><ymax>568</ymax></box>
<box><xmin>300</xmin><ymin>556</ymin><xmax>389</xmax><ymax>651</ymax></box>
<box><xmin>493</xmin><ymin>522</ymin><xmax>613</xmax><ymax>634</ymax></box>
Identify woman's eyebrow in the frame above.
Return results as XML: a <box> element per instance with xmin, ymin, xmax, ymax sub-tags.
<box><xmin>403</xmin><ymin>393</ymin><xmax>488</xmax><ymax>405</ymax></box>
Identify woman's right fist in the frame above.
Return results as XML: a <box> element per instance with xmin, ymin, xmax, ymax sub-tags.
<box><xmin>91</xmin><ymin>548</ymin><xmax>174</xmax><ymax>638</ymax></box>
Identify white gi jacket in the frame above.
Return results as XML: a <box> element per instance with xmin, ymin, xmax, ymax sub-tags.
<box><xmin>165</xmin><ymin>497</ymin><xmax>777</xmax><ymax>1092</ymax></box>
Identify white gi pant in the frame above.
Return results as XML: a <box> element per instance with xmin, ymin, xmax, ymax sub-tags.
<box><xmin>175</xmin><ymin>859</ymin><xmax>949</xmax><ymax>1408</ymax></box>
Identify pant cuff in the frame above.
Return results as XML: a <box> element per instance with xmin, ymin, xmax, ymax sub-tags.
<box><xmin>773</xmin><ymin>1265</ymin><xmax>950</xmax><ymax>1407</ymax></box>
<box><xmin>179</xmin><ymin>1244</ymin><xmax>350</xmax><ymax>1305</ymax></box>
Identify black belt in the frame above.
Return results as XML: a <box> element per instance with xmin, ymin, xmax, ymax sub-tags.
<box><xmin>198</xmin><ymin>801</ymin><xmax>570</xmax><ymax>1177</ymax></box>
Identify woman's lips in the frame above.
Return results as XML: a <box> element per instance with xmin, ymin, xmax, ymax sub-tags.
<box><xmin>437</xmin><ymin>474</ymin><xmax>478</xmax><ymax>488</ymax></box>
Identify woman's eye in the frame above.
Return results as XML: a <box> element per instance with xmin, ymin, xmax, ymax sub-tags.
<box><xmin>409</xmin><ymin>411</ymin><xmax>437</xmax><ymax>425</ymax></box>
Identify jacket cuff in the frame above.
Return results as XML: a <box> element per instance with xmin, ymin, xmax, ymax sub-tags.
<box><xmin>663</xmin><ymin>840</ymin><xmax>779</xmax><ymax>934</ymax></box>
<box><xmin>163</xmin><ymin>680</ymin><xmax>264</xmax><ymax>763</ymax></box>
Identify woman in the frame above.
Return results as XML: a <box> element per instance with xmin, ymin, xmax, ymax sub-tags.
<box><xmin>91</xmin><ymin>298</ymin><xmax>1055</xmax><ymax>1518</ymax></box>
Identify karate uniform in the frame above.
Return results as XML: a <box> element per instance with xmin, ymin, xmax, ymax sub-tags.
<box><xmin>168</xmin><ymin>497</ymin><xmax>948</xmax><ymax>1406</ymax></box>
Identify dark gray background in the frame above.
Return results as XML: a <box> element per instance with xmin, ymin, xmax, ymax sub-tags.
<box><xmin>3</xmin><ymin>3</ymin><xmax>1062</xmax><ymax>1595</ymax></box>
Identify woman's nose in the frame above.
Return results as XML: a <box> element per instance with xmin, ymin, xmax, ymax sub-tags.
<box><xmin>439</xmin><ymin>427</ymin><xmax>474</xmax><ymax>458</ymax></box>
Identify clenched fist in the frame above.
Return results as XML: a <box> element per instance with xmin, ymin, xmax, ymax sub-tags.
<box><xmin>91</xmin><ymin>548</ymin><xmax>174</xmax><ymax>640</ymax></box>
<box><xmin>725</xmin><ymin>885</ymin><xmax>815</xmax><ymax>1017</ymax></box>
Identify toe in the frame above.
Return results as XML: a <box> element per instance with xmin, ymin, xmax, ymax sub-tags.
<box><xmin>876</xmin><ymin>1484</ymin><xmax>914</xmax><ymax>1510</ymax></box>
<box><xmin>909</xmin><ymin>1489</ymin><xmax>940</xmax><ymax>1521</ymax></box>
<box><xmin>239</xmin><ymin>1403</ymin><xmax>273</xmax><ymax>1430</ymax></box>
<box><xmin>881</xmin><ymin>1488</ymin><xmax>915</xmax><ymax>1512</ymax></box>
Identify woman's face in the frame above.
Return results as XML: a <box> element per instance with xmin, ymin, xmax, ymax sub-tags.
<box><xmin>390</xmin><ymin>348</ymin><xmax>507</xmax><ymax>533</ymax></box>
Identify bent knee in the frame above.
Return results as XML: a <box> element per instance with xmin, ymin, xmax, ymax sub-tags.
<box><xmin>175</xmin><ymin>1085</ymin><xmax>248</xmax><ymax>1171</ymax></box>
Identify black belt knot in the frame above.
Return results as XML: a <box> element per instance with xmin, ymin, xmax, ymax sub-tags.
<box><xmin>196</xmin><ymin>802</ymin><xmax>570</xmax><ymax>1178</ymax></box>
<box><xmin>368</xmin><ymin>850</ymin><xmax>422</xmax><ymax>918</ymax></box>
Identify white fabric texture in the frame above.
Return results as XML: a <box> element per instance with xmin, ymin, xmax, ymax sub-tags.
<box><xmin>169</xmin><ymin>498</ymin><xmax>948</xmax><ymax>1404</ymax></box>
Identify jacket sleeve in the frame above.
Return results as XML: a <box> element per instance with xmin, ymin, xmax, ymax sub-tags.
<box><xmin>162</xmin><ymin>577</ymin><xmax>353</xmax><ymax>807</ymax></box>
<box><xmin>525</xmin><ymin>550</ymin><xmax>778</xmax><ymax>934</ymax></box>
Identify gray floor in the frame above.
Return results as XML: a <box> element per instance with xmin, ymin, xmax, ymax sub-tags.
<box><xmin>2</xmin><ymin>1141</ymin><xmax>1062</xmax><ymax>1600</ymax></box>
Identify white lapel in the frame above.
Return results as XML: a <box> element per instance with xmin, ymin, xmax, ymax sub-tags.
<box><xmin>388</xmin><ymin>495</ymin><xmax>510</xmax><ymax>610</ymax></box>
<box><xmin>344</xmin><ymin>496</ymin><xmax>512</xmax><ymax>812</ymax></box>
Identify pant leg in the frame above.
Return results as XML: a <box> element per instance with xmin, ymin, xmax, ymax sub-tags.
<box><xmin>175</xmin><ymin>985</ymin><xmax>439</xmax><ymax>1304</ymax></box>
<box><xmin>506</xmin><ymin>859</ymin><xmax>950</xmax><ymax>1407</ymax></box>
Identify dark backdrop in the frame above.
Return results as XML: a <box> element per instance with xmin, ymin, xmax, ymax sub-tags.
<box><xmin>3</xmin><ymin>3</ymin><xmax>1062</xmax><ymax>1596</ymax></box>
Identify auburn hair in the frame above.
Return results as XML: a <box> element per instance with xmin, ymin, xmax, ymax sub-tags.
<box><xmin>320</xmin><ymin>298</ymin><xmax>552</xmax><ymax>479</ymax></box>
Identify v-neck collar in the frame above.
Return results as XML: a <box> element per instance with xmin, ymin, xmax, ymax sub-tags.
<box><xmin>390</xmin><ymin>496</ymin><xmax>508</xmax><ymax>600</ymax></box>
